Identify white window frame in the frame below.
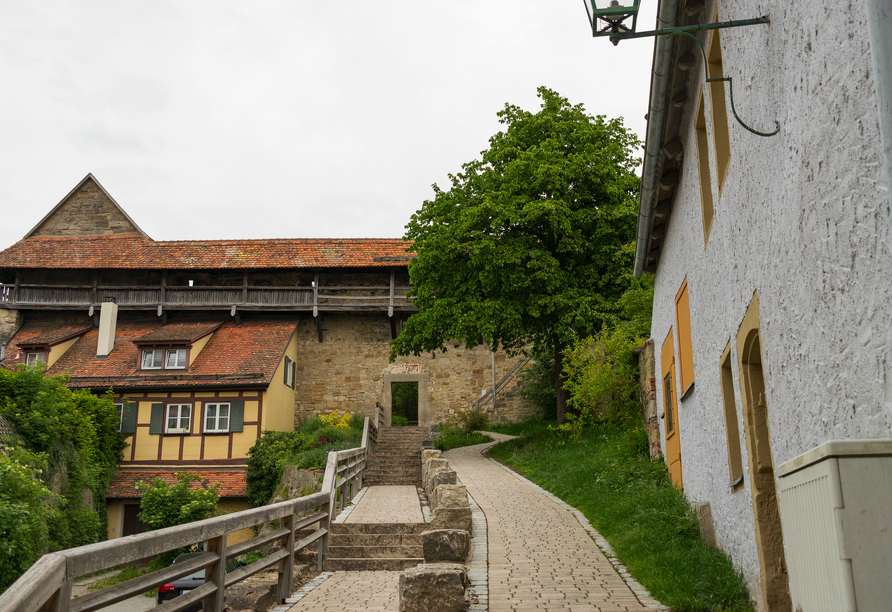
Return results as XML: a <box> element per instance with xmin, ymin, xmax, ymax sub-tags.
<box><xmin>165</xmin><ymin>348</ymin><xmax>187</xmax><ymax>369</ymax></box>
<box><xmin>141</xmin><ymin>349</ymin><xmax>163</xmax><ymax>370</ymax></box>
<box><xmin>115</xmin><ymin>402</ymin><xmax>125</xmax><ymax>432</ymax></box>
<box><xmin>165</xmin><ymin>404</ymin><xmax>192</xmax><ymax>434</ymax></box>
<box><xmin>204</xmin><ymin>403</ymin><xmax>231</xmax><ymax>433</ymax></box>
<box><xmin>26</xmin><ymin>352</ymin><xmax>46</xmax><ymax>366</ymax></box>
<box><xmin>284</xmin><ymin>355</ymin><xmax>296</xmax><ymax>389</ymax></box>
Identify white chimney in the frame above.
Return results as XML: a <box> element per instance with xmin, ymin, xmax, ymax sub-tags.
<box><xmin>96</xmin><ymin>298</ymin><xmax>118</xmax><ymax>359</ymax></box>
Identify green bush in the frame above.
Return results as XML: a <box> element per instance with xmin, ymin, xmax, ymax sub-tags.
<box><xmin>0</xmin><ymin>446</ymin><xmax>57</xmax><ymax>593</ymax></box>
<box><xmin>516</xmin><ymin>345</ymin><xmax>557</xmax><ymax>420</ymax></box>
<box><xmin>135</xmin><ymin>472</ymin><xmax>220</xmax><ymax>570</ymax></box>
<box><xmin>245</xmin><ymin>430</ymin><xmax>308</xmax><ymax>507</ymax></box>
<box><xmin>391</xmin><ymin>414</ymin><xmax>408</xmax><ymax>426</ymax></box>
<box><xmin>297</xmin><ymin>416</ymin><xmax>325</xmax><ymax>434</ymax></box>
<box><xmin>457</xmin><ymin>409</ymin><xmax>489</xmax><ymax>434</ymax></box>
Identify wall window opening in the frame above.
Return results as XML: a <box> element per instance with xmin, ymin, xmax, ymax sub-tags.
<box><xmin>166</xmin><ymin>404</ymin><xmax>191</xmax><ymax>433</ymax></box>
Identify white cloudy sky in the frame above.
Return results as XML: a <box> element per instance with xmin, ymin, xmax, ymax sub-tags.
<box><xmin>0</xmin><ymin>1</ymin><xmax>657</xmax><ymax>249</ymax></box>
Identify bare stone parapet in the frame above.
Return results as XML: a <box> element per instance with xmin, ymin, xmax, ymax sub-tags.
<box><xmin>421</xmin><ymin>529</ymin><xmax>470</xmax><ymax>563</ymax></box>
<box><xmin>422</xmin><ymin>452</ymin><xmax>472</xmax><ymax>531</ymax></box>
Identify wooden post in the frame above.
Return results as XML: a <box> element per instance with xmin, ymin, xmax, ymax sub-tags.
<box><xmin>160</xmin><ymin>271</ymin><xmax>167</xmax><ymax>309</ymax></box>
<box><xmin>313</xmin><ymin>272</ymin><xmax>318</xmax><ymax>318</ymax></box>
<box><xmin>45</xmin><ymin>581</ymin><xmax>71</xmax><ymax>612</ymax></box>
<box><xmin>242</xmin><ymin>272</ymin><xmax>249</xmax><ymax>305</ymax></box>
<box><xmin>90</xmin><ymin>272</ymin><xmax>96</xmax><ymax>308</ymax></box>
<box><xmin>205</xmin><ymin>535</ymin><xmax>227</xmax><ymax>612</ymax></box>
<box><xmin>320</xmin><ymin>453</ymin><xmax>338</xmax><ymax>565</ymax></box>
<box><xmin>276</xmin><ymin>510</ymin><xmax>296</xmax><ymax>603</ymax></box>
<box><xmin>388</xmin><ymin>270</ymin><xmax>394</xmax><ymax>317</ymax></box>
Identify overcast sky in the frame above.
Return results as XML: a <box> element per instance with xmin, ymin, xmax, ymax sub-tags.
<box><xmin>0</xmin><ymin>1</ymin><xmax>657</xmax><ymax>249</ymax></box>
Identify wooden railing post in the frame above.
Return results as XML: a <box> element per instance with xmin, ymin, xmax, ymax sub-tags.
<box><xmin>320</xmin><ymin>452</ymin><xmax>338</xmax><ymax>567</ymax></box>
<box><xmin>205</xmin><ymin>535</ymin><xmax>227</xmax><ymax>612</ymax></box>
<box><xmin>276</xmin><ymin>507</ymin><xmax>296</xmax><ymax>604</ymax></box>
<box><xmin>44</xmin><ymin>581</ymin><xmax>71</xmax><ymax>612</ymax></box>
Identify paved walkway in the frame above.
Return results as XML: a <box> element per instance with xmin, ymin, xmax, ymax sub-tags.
<box><xmin>280</xmin><ymin>434</ymin><xmax>665</xmax><ymax>612</ymax></box>
<box><xmin>344</xmin><ymin>485</ymin><xmax>424</xmax><ymax>523</ymax></box>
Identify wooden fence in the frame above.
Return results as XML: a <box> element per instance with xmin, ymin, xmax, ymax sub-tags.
<box><xmin>0</xmin><ymin>416</ymin><xmax>379</xmax><ymax>612</ymax></box>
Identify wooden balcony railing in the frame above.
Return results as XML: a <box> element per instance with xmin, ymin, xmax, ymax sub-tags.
<box><xmin>0</xmin><ymin>417</ymin><xmax>376</xmax><ymax>612</ymax></box>
<box><xmin>0</xmin><ymin>283</ymin><xmax>415</xmax><ymax>314</ymax></box>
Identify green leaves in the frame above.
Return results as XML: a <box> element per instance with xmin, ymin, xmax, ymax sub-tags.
<box><xmin>392</xmin><ymin>87</ymin><xmax>640</xmax><ymax>362</ymax></box>
<box><xmin>135</xmin><ymin>472</ymin><xmax>220</xmax><ymax>530</ymax></box>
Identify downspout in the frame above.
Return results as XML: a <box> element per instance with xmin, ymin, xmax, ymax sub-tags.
<box><xmin>633</xmin><ymin>0</ymin><xmax>680</xmax><ymax>278</ymax></box>
<box><xmin>865</xmin><ymin>0</ymin><xmax>892</xmax><ymax>221</ymax></box>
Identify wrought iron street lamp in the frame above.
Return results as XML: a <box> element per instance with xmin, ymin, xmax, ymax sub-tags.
<box><xmin>584</xmin><ymin>0</ymin><xmax>768</xmax><ymax>46</ymax></box>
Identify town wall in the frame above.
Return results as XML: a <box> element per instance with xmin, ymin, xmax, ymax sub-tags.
<box><xmin>292</xmin><ymin>313</ymin><xmax>538</xmax><ymax>426</ymax></box>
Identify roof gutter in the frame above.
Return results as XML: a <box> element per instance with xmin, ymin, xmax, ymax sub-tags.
<box><xmin>633</xmin><ymin>0</ymin><xmax>680</xmax><ymax>278</ymax></box>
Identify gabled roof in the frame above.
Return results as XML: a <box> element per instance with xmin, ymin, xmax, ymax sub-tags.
<box><xmin>0</xmin><ymin>234</ymin><xmax>415</xmax><ymax>270</ymax></box>
<box><xmin>133</xmin><ymin>322</ymin><xmax>223</xmax><ymax>345</ymax></box>
<box><xmin>4</xmin><ymin>318</ymin><xmax>296</xmax><ymax>389</ymax></box>
<box><xmin>24</xmin><ymin>174</ymin><xmax>148</xmax><ymax>240</ymax></box>
<box><xmin>108</xmin><ymin>467</ymin><xmax>247</xmax><ymax>498</ymax></box>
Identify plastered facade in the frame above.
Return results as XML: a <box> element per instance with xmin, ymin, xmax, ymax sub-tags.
<box><xmin>649</xmin><ymin>0</ymin><xmax>892</xmax><ymax>604</ymax></box>
<box><xmin>292</xmin><ymin>313</ymin><xmax>538</xmax><ymax>426</ymax></box>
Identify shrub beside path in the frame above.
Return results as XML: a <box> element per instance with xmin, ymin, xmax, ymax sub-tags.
<box><xmin>283</xmin><ymin>433</ymin><xmax>666</xmax><ymax>612</ymax></box>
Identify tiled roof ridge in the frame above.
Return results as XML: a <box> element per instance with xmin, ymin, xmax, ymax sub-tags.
<box><xmin>17</xmin><ymin>234</ymin><xmax>412</xmax><ymax>245</ymax></box>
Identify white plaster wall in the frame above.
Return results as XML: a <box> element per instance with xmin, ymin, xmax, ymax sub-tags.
<box><xmin>650</xmin><ymin>0</ymin><xmax>892</xmax><ymax>605</ymax></box>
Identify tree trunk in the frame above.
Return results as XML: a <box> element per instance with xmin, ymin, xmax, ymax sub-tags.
<box><xmin>555</xmin><ymin>341</ymin><xmax>569</xmax><ymax>425</ymax></box>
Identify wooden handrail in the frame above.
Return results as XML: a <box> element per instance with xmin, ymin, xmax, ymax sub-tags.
<box><xmin>0</xmin><ymin>417</ymin><xmax>375</xmax><ymax>612</ymax></box>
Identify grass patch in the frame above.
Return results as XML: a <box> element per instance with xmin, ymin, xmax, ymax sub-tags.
<box><xmin>485</xmin><ymin>418</ymin><xmax>555</xmax><ymax>437</ymax></box>
<box><xmin>435</xmin><ymin>424</ymin><xmax>494</xmax><ymax>451</ymax></box>
<box><xmin>87</xmin><ymin>566</ymin><xmax>148</xmax><ymax>590</ymax></box>
<box><xmin>488</xmin><ymin>425</ymin><xmax>754</xmax><ymax>612</ymax></box>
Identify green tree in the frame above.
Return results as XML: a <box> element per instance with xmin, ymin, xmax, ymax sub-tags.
<box><xmin>390</xmin><ymin>87</ymin><xmax>641</xmax><ymax>423</ymax></box>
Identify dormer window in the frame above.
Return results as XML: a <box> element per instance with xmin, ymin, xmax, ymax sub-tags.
<box><xmin>26</xmin><ymin>352</ymin><xmax>46</xmax><ymax>366</ymax></box>
<box><xmin>165</xmin><ymin>349</ymin><xmax>186</xmax><ymax>369</ymax></box>
<box><xmin>141</xmin><ymin>349</ymin><xmax>163</xmax><ymax>369</ymax></box>
<box><xmin>141</xmin><ymin>347</ymin><xmax>188</xmax><ymax>370</ymax></box>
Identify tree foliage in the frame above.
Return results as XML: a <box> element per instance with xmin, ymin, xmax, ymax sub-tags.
<box><xmin>0</xmin><ymin>365</ymin><xmax>126</xmax><ymax>591</ymax></box>
<box><xmin>135</xmin><ymin>472</ymin><xmax>221</xmax><ymax>530</ymax></box>
<box><xmin>390</xmin><ymin>87</ymin><xmax>640</xmax><ymax>420</ymax></box>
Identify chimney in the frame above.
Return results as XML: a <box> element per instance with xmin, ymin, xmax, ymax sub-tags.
<box><xmin>96</xmin><ymin>297</ymin><xmax>118</xmax><ymax>360</ymax></box>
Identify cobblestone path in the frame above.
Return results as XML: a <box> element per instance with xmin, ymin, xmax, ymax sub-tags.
<box><xmin>281</xmin><ymin>435</ymin><xmax>666</xmax><ymax>612</ymax></box>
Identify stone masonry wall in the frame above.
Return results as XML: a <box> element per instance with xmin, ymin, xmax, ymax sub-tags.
<box><xmin>293</xmin><ymin>313</ymin><xmax>538</xmax><ymax>426</ymax></box>
<box><xmin>636</xmin><ymin>339</ymin><xmax>660</xmax><ymax>461</ymax></box>
<box><xmin>30</xmin><ymin>178</ymin><xmax>140</xmax><ymax>237</ymax></box>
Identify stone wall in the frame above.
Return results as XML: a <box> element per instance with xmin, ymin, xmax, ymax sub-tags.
<box><xmin>293</xmin><ymin>313</ymin><xmax>538</xmax><ymax>426</ymax></box>
<box><xmin>0</xmin><ymin>308</ymin><xmax>23</xmax><ymax>348</ymax></box>
<box><xmin>30</xmin><ymin>177</ymin><xmax>141</xmax><ymax>237</ymax></box>
<box><xmin>635</xmin><ymin>339</ymin><xmax>660</xmax><ymax>461</ymax></box>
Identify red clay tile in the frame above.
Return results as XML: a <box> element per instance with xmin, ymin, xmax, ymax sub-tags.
<box><xmin>108</xmin><ymin>467</ymin><xmax>247</xmax><ymax>498</ymax></box>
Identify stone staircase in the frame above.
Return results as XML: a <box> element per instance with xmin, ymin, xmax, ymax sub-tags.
<box><xmin>363</xmin><ymin>426</ymin><xmax>430</xmax><ymax>486</ymax></box>
<box><xmin>323</xmin><ymin>522</ymin><xmax>427</xmax><ymax>571</ymax></box>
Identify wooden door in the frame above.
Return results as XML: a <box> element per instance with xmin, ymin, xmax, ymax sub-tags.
<box><xmin>662</xmin><ymin>330</ymin><xmax>683</xmax><ymax>488</ymax></box>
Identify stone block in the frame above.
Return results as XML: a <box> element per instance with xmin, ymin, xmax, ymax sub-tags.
<box><xmin>431</xmin><ymin>507</ymin><xmax>472</xmax><ymax>532</ymax></box>
<box><xmin>431</xmin><ymin>484</ymin><xmax>469</xmax><ymax>512</ymax></box>
<box><xmin>421</xmin><ymin>449</ymin><xmax>442</xmax><ymax>464</ymax></box>
<box><xmin>694</xmin><ymin>501</ymin><xmax>717</xmax><ymax>548</ymax></box>
<box><xmin>399</xmin><ymin>564</ymin><xmax>468</xmax><ymax>612</ymax></box>
<box><xmin>422</xmin><ymin>458</ymin><xmax>449</xmax><ymax>484</ymax></box>
<box><xmin>421</xmin><ymin>530</ymin><xmax>470</xmax><ymax>563</ymax></box>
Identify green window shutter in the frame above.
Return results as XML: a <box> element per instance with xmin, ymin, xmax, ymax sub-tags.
<box><xmin>283</xmin><ymin>355</ymin><xmax>292</xmax><ymax>387</ymax></box>
<box><xmin>121</xmin><ymin>402</ymin><xmax>138</xmax><ymax>434</ymax></box>
<box><xmin>149</xmin><ymin>403</ymin><xmax>164</xmax><ymax>435</ymax></box>
<box><xmin>290</xmin><ymin>359</ymin><xmax>296</xmax><ymax>388</ymax></box>
<box><xmin>230</xmin><ymin>401</ymin><xmax>244</xmax><ymax>432</ymax></box>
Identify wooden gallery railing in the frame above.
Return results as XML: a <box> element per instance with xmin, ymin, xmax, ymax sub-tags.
<box><xmin>0</xmin><ymin>416</ymin><xmax>379</xmax><ymax>612</ymax></box>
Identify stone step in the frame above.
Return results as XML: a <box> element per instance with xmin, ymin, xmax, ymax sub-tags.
<box><xmin>328</xmin><ymin>545</ymin><xmax>423</xmax><ymax>559</ymax></box>
<box><xmin>322</xmin><ymin>557</ymin><xmax>423</xmax><ymax>572</ymax></box>
<box><xmin>330</xmin><ymin>522</ymin><xmax>429</xmax><ymax>535</ymax></box>
<box><xmin>329</xmin><ymin>533</ymin><xmax>422</xmax><ymax>547</ymax></box>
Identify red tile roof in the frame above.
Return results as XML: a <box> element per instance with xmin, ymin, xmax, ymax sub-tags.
<box><xmin>108</xmin><ymin>467</ymin><xmax>247</xmax><ymax>498</ymax></box>
<box><xmin>0</xmin><ymin>235</ymin><xmax>416</xmax><ymax>270</ymax></box>
<box><xmin>133</xmin><ymin>322</ymin><xmax>222</xmax><ymax>344</ymax></box>
<box><xmin>4</xmin><ymin>318</ymin><xmax>296</xmax><ymax>389</ymax></box>
<box><xmin>12</xmin><ymin>325</ymin><xmax>92</xmax><ymax>347</ymax></box>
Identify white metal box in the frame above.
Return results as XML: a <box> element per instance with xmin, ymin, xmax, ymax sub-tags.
<box><xmin>777</xmin><ymin>439</ymin><xmax>892</xmax><ymax>612</ymax></box>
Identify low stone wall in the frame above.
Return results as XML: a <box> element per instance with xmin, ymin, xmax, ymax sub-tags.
<box><xmin>635</xmin><ymin>339</ymin><xmax>662</xmax><ymax>461</ymax></box>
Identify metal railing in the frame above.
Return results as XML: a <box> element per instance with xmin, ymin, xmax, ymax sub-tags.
<box><xmin>0</xmin><ymin>417</ymin><xmax>377</xmax><ymax>612</ymax></box>
<box><xmin>472</xmin><ymin>357</ymin><xmax>532</xmax><ymax>410</ymax></box>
